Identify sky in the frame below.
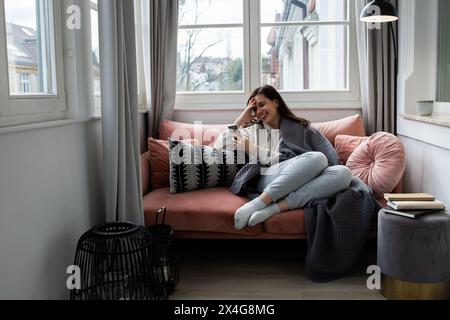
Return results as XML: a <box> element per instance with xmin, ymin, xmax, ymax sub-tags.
<box><xmin>91</xmin><ymin>8</ymin><xmax>100</xmax><ymax>56</ymax></box>
<box><xmin>4</xmin><ymin>0</ymin><xmax>37</xmax><ymax>29</ymax></box>
<box><xmin>91</xmin><ymin>0</ymin><xmax>99</xmax><ymax>54</ymax></box>
<box><xmin>179</xmin><ymin>0</ymin><xmax>284</xmax><ymax>25</ymax></box>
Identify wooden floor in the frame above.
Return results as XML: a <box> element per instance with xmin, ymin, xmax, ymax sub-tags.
<box><xmin>170</xmin><ymin>239</ymin><xmax>385</xmax><ymax>300</ymax></box>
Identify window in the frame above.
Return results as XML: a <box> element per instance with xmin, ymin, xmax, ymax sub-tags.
<box><xmin>177</xmin><ymin>0</ymin><xmax>244</xmax><ymax>93</ymax></box>
<box><xmin>90</xmin><ymin>0</ymin><xmax>101</xmax><ymax>117</ymax></box>
<box><xmin>19</xmin><ymin>73</ymin><xmax>30</xmax><ymax>93</ymax></box>
<box><xmin>4</xmin><ymin>0</ymin><xmax>56</xmax><ymax>95</ymax></box>
<box><xmin>0</xmin><ymin>0</ymin><xmax>66</xmax><ymax>126</ymax></box>
<box><xmin>176</xmin><ymin>0</ymin><xmax>359</xmax><ymax>110</ymax></box>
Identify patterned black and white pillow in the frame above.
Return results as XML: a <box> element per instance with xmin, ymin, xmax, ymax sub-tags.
<box><xmin>168</xmin><ymin>139</ymin><xmax>246</xmax><ymax>193</ymax></box>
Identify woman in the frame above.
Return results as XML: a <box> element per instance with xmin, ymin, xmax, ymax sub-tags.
<box><xmin>215</xmin><ymin>85</ymin><xmax>353</xmax><ymax>230</ymax></box>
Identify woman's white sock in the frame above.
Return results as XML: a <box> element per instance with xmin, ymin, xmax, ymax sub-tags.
<box><xmin>248</xmin><ymin>203</ymin><xmax>281</xmax><ymax>227</ymax></box>
<box><xmin>234</xmin><ymin>197</ymin><xmax>266</xmax><ymax>230</ymax></box>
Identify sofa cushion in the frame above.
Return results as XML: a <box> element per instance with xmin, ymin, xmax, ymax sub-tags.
<box><xmin>141</xmin><ymin>151</ymin><xmax>150</xmax><ymax>196</ymax></box>
<box><xmin>159</xmin><ymin>119</ymin><xmax>229</xmax><ymax>146</ymax></box>
<box><xmin>263</xmin><ymin>210</ymin><xmax>306</xmax><ymax>235</ymax></box>
<box><xmin>168</xmin><ymin>139</ymin><xmax>244</xmax><ymax>193</ymax></box>
<box><xmin>346</xmin><ymin>132</ymin><xmax>406</xmax><ymax>198</ymax></box>
<box><xmin>143</xmin><ymin>187</ymin><xmax>381</xmax><ymax>237</ymax></box>
<box><xmin>143</xmin><ymin>187</ymin><xmax>264</xmax><ymax>236</ymax></box>
<box><xmin>335</xmin><ymin>135</ymin><xmax>370</xmax><ymax>164</ymax></box>
<box><xmin>312</xmin><ymin>114</ymin><xmax>366</xmax><ymax>146</ymax></box>
<box><xmin>148</xmin><ymin>137</ymin><xmax>199</xmax><ymax>190</ymax></box>
<box><xmin>148</xmin><ymin>138</ymin><xmax>171</xmax><ymax>190</ymax></box>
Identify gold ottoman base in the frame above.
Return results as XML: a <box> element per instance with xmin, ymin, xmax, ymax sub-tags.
<box><xmin>381</xmin><ymin>274</ymin><xmax>450</xmax><ymax>300</ymax></box>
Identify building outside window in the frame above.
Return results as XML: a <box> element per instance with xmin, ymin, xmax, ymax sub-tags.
<box><xmin>5</xmin><ymin>23</ymin><xmax>39</xmax><ymax>94</ymax></box>
<box><xmin>262</xmin><ymin>0</ymin><xmax>348</xmax><ymax>91</ymax></box>
<box><xmin>4</xmin><ymin>0</ymin><xmax>57</xmax><ymax>95</ymax></box>
<box><xmin>19</xmin><ymin>73</ymin><xmax>30</xmax><ymax>93</ymax></box>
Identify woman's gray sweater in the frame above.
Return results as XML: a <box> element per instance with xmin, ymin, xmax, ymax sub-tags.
<box><xmin>229</xmin><ymin>116</ymin><xmax>340</xmax><ymax>197</ymax></box>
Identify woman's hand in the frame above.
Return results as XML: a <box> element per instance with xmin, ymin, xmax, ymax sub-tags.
<box><xmin>233</xmin><ymin>134</ymin><xmax>253</xmax><ymax>154</ymax></box>
<box><xmin>235</xmin><ymin>97</ymin><xmax>257</xmax><ymax>128</ymax></box>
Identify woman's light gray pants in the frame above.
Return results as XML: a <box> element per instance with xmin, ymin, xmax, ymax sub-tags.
<box><xmin>256</xmin><ymin>152</ymin><xmax>352</xmax><ymax>210</ymax></box>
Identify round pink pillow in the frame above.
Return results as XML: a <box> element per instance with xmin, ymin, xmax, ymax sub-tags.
<box><xmin>346</xmin><ymin>132</ymin><xmax>406</xmax><ymax>198</ymax></box>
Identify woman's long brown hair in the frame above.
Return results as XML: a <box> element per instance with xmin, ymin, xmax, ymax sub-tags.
<box><xmin>247</xmin><ymin>85</ymin><xmax>311</xmax><ymax>127</ymax></box>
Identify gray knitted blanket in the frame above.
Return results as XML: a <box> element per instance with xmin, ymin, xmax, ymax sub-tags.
<box><xmin>303</xmin><ymin>176</ymin><xmax>380</xmax><ymax>282</ymax></box>
<box><xmin>229</xmin><ymin>117</ymin><xmax>380</xmax><ymax>282</ymax></box>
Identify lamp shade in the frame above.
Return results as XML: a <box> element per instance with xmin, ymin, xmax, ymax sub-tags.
<box><xmin>360</xmin><ymin>0</ymin><xmax>398</xmax><ymax>23</ymax></box>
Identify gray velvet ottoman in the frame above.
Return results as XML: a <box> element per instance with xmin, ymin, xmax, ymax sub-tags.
<box><xmin>378</xmin><ymin>210</ymin><xmax>450</xmax><ymax>300</ymax></box>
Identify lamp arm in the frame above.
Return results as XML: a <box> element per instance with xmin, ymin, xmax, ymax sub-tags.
<box><xmin>389</xmin><ymin>21</ymin><xmax>398</xmax><ymax>136</ymax></box>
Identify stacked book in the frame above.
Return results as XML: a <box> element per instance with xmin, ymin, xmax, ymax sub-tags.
<box><xmin>383</xmin><ymin>193</ymin><xmax>446</xmax><ymax>219</ymax></box>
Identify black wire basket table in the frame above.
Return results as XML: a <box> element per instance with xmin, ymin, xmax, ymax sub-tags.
<box><xmin>70</xmin><ymin>221</ymin><xmax>167</xmax><ymax>300</ymax></box>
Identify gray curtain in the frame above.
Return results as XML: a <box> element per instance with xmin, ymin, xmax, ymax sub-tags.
<box><xmin>98</xmin><ymin>0</ymin><xmax>144</xmax><ymax>224</ymax></box>
<box><xmin>146</xmin><ymin>0</ymin><xmax>179</xmax><ymax>138</ymax></box>
<box><xmin>355</xmin><ymin>0</ymin><xmax>398</xmax><ymax>135</ymax></box>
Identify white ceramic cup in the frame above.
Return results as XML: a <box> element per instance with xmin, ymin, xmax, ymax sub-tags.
<box><xmin>416</xmin><ymin>101</ymin><xmax>434</xmax><ymax>116</ymax></box>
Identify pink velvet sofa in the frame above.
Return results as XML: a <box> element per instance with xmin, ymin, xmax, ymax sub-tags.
<box><xmin>141</xmin><ymin>115</ymin><xmax>404</xmax><ymax>239</ymax></box>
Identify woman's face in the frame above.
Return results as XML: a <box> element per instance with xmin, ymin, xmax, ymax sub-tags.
<box><xmin>253</xmin><ymin>94</ymin><xmax>280</xmax><ymax>126</ymax></box>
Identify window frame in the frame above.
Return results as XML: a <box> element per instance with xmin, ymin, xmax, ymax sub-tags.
<box><xmin>0</xmin><ymin>0</ymin><xmax>66</xmax><ymax>127</ymax></box>
<box><xmin>175</xmin><ymin>0</ymin><xmax>360</xmax><ymax>111</ymax></box>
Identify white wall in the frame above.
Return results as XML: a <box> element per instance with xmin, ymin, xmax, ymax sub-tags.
<box><xmin>0</xmin><ymin>120</ymin><xmax>103</xmax><ymax>299</ymax></box>
<box><xmin>400</xmin><ymin>137</ymin><xmax>450</xmax><ymax>206</ymax></box>
<box><xmin>398</xmin><ymin>0</ymin><xmax>450</xmax><ymax>206</ymax></box>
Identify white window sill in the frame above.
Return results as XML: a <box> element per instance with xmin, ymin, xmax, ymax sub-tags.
<box><xmin>398</xmin><ymin>113</ymin><xmax>450</xmax><ymax>151</ymax></box>
<box><xmin>400</xmin><ymin>113</ymin><xmax>450</xmax><ymax>128</ymax></box>
<box><xmin>0</xmin><ymin>118</ymin><xmax>93</xmax><ymax>135</ymax></box>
